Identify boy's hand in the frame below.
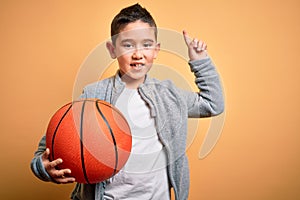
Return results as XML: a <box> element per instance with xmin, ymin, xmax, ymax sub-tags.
<box><xmin>183</xmin><ymin>30</ymin><xmax>208</xmax><ymax>61</ymax></box>
<box><xmin>42</xmin><ymin>148</ymin><xmax>76</xmax><ymax>184</ymax></box>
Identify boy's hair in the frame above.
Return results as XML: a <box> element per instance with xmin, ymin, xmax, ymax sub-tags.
<box><xmin>110</xmin><ymin>3</ymin><xmax>157</xmax><ymax>44</ymax></box>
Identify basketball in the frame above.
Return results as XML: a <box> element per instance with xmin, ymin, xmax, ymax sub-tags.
<box><xmin>46</xmin><ymin>99</ymin><xmax>132</xmax><ymax>184</ymax></box>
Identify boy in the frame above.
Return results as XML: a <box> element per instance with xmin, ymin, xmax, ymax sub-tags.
<box><xmin>31</xmin><ymin>3</ymin><xmax>224</xmax><ymax>200</ymax></box>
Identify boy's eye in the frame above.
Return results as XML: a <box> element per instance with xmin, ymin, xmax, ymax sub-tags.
<box><xmin>123</xmin><ymin>44</ymin><xmax>133</xmax><ymax>48</ymax></box>
<box><xmin>121</xmin><ymin>41</ymin><xmax>154</xmax><ymax>50</ymax></box>
<box><xmin>143</xmin><ymin>43</ymin><xmax>153</xmax><ymax>48</ymax></box>
<box><xmin>122</xmin><ymin>43</ymin><xmax>134</xmax><ymax>48</ymax></box>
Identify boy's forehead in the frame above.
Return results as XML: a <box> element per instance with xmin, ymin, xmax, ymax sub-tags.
<box><xmin>116</xmin><ymin>20</ymin><xmax>156</xmax><ymax>42</ymax></box>
<box><xmin>117</xmin><ymin>27</ymin><xmax>156</xmax><ymax>41</ymax></box>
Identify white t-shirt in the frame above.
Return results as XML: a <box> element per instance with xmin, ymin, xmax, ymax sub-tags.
<box><xmin>103</xmin><ymin>88</ymin><xmax>170</xmax><ymax>200</ymax></box>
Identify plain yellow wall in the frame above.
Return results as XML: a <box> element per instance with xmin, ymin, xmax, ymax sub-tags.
<box><xmin>1</xmin><ymin>0</ymin><xmax>300</xmax><ymax>199</ymax></box>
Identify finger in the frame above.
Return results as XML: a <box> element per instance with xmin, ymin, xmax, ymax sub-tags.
<box><xmin>42</xmin><ymin>148</ymin><xmax>50</xmax><ymax>160</ymax></box>
<box><xmin>61</xmin><ymin>168</ymin><xmax>72</xmax><ymax>176</ymax></box>
<box><xmin>196</xmin><ymin>41</ymin><xmax>208</xmax><ymax>52</ymax></box>
<box><xmin>202</xmin><ymin>42</ymin><xmax>207</xmax><ymax>51</ymax></box>
<box><xmin>183</xmin><ymin>30</ymin><xmax>192</xmax><ymax>45</ymax></box>
<box><xmin>49</xmin><ymin>168</ymin><xmax>71</xmax><ymax>179</ymax></box>
<box><xmin>196</xmin><ymin>40</ymin><xmax>204</xmax><ymax>52</ymax></box>
<box><xmin>55</xmin><ymin>176</ymin><xmax>76</xmax><ymax>184</ymax></box>
<box><xmin>52</xmin><ymin>168</ymin><xmax>72</xmax><ymax>178</ymax></box>
<box><xmin>52</xmin><ymin>169</ymin><xmax>76</xmax><ymax>184</ymax></box>
<box><xmin>48</xmin><ymin>158</ymin><xmax>63</xmax><ymax>169</ymax></box>
<box><xmin>193</xmin><ymin>38</ymin><xmax>199</xmax><ymax>48</ymax></box>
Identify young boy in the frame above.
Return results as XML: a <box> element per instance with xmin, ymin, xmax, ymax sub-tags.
<box><xmin>31</xmin><ymin>3</ymin><xmax>224</xmax><ymax>200</ymax></box>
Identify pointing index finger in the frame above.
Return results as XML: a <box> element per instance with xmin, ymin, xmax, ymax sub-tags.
<box><xmin>183</xmin><ymin>30</ymin><xmax>192</xmax><ymax>45</ymax></box>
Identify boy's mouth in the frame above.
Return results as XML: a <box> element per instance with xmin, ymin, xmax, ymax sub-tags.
<box><xmin>130</xmin><ymin>63</ymin><xmax>145</xmax><ymax>70</ymax></box>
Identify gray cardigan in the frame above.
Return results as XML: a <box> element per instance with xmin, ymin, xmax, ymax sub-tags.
<box><xmin>31</xmin><ymin>57</ymin><xmax>224</xmax><ymax>200</ymax></box>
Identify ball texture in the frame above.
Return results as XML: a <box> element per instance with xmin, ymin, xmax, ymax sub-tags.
<box><xmin>46</xmin><ymin>99</ymin><xmax>132</xmax><ymax>184</ymax></box>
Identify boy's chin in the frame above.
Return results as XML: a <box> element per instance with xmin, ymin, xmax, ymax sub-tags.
<box><xmin>120</xmin><ymin>70</ymin><xmax>147</xmax><ymax>83</ymax></box>
<box><xmin>126</xmin><ymin>72</ymin><xmax>146</xmax><ymax>80</ymax></box>
<box><xmin>122</xmin><ymin>67</ymin><xmax>149</xmax><ymax>77</ymax></box>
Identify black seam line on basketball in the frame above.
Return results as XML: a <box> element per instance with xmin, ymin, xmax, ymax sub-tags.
<box><xmin>80</xmin><ymin>100</ymin><xmax>91</xmax><ymax>184</ymax></box>
<box><xmin>51</xmin><ymin>103</ymin><xmax>73</xmax><ymax>161</ymax></box>
<box><xmin>95</xmin><ymin>101</ymin><xmax>119</xmax><ymax>176</ymax></box>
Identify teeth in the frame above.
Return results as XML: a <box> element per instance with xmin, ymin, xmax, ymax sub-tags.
<box><xmin>130</xmin><ymin>63</ymin><xmax>144</xmax><ymax>69</ymax></box>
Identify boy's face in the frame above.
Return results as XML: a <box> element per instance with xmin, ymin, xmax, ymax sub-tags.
<box><xmin>106</xmin><ymin>20</ymin><xmax>160</xmax><ymax>86</ymax></box>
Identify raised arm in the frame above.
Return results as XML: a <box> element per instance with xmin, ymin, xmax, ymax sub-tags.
<box><xmin>182</xmin><ymin>30</ymin><xmax>224</xmax><ymax>117</ymax></box>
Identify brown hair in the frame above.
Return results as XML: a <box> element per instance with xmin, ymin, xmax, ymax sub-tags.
<box><xmin>110</xmin><ymin>3</ymin><xmax>157</xmax><ymax>44</ymax></box>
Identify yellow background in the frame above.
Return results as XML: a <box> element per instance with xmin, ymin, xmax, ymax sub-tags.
<box><xmin>1</xmin><ymin>0</ymin><xmax>300</xmax><ymax>199</ymax></box>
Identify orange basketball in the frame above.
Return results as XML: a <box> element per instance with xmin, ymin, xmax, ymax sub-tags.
<box><xmin>46</xmin><ymin>99</ymin><xmax>132</xmax><ymax>184</ymax></box>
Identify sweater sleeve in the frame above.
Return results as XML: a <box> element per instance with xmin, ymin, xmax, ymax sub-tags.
<box><xmin>30</xmin><ymin>135</ymin><xmax>53</xmax><ymax>182</ymax></box>
<box><xmin>185</xmin><ymin>57</ymin><xmax>224</xmax><ymax>118</ymax></box>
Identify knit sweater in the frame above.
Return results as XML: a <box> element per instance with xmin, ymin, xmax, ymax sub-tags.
<box><xmin>31</xmin><ymin>57</ymin><xmax>224</xmax><ymax>200</ymax></box>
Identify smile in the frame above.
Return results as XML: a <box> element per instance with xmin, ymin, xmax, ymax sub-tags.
<box><xmin>130</xmin><ymin>63</ymin><xmax>145</xmax><ymax>70</ymax></box>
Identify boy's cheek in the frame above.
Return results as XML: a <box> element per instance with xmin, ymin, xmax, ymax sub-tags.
<box><xmin>115</xmin><ymin>49</ymin><xmax>134</xmax><ymax>57</ymax></box>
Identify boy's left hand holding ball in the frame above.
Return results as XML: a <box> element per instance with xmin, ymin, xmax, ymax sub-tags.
<box><xmin>42</xmin><ymin>148</ymin><xmax>76</xmax><ymax>184</ymax></box>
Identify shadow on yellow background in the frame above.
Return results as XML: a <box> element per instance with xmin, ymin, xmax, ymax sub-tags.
<box><xmin>1</xmin><ymin>0</ymin><xmax>300</xmax><ymax>199</ymax></box>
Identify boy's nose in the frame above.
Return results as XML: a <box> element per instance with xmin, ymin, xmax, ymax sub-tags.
<box><xmin>132</xmin><ymin>49</ymin><xmax>143</xmax><ymax>59</ymax></box>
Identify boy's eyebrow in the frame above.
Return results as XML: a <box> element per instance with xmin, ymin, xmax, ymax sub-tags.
<box><xmin>143</xmin><ymin>39</ymin><xmax>155</xmax><ymax>43</ymax></box>
<box><xmin>120</xmin><ymin>39</ymin><xmax>134</xmax><ymax>43</ymax></box>
<box><xmin>120</xmin><ymin>38</ymin><xmax>155</xmax><ymax>43</ymax></box>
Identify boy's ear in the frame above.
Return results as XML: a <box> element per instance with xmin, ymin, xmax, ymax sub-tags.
<box><xmin>153</xmin><ymin>43</ymin><xmax>161</xmax><ymax>59</ymax></box>
<box><xmin>106</xmin><ymin>41</ymin><xmax>117</xmax><ymax>59</ymax></box>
